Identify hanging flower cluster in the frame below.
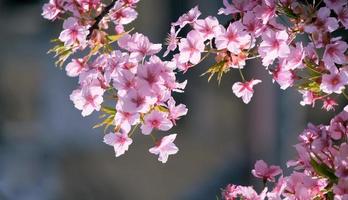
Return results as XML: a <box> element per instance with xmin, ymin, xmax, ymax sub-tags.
<box><xmin>165</xmin><ymin>0</ymin><xmax>348</xmax><ymax>108</ymax></box>
<box><xmin>42</xmin><ymin>0</ymin><xmax>348</xmax><ymax>168</ymax></box>
<box><xmin>42</xmin><ymin>0</ymin><xmax>187</xmax><ymax>163</ymax></box>
<box><xmin>222</xmin><ymin>110</ymin><xmax>348</xmax><ymax>200</ymax></box>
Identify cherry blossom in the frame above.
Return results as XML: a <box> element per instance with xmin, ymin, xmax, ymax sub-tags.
<box><xmin>232</xmin><ymin>79</ymin><xmax>262</xmax><ymax>104</ymax></box>
<box><xmin>103</xmin><ymin>132</ymin><xmax>133</xmax><ymax>157</ymax></box>
<box><xmin>149</xmin><ymin>134</ymin><xmax>179</xmax><ymax>163</ymax></box>
<box><xmin>59</xmin><ymin>17</ymin><xmax>89</xmax><ymax>48</ymax></box>
<box><xmin>193</xmin><ymin>16</ymin><xmax>220</xmax><ymax>40</ymax></box>
<box><xmin>70</xmin><ymin>86</ymin><xmax>104</xmax><ymax>117</ymax></box>
<box><xmin>215</xmin><ymin>21</ymin><xmax>251</xmax><ymax>54</ymax></box>
<box><xmin>42</xmin><ymin>0</ymin><xmax>63</xmax><ymax>20</ymax></box>
<box><xmin>258</xmin><ymin>30</ymin><xmax>290</xmax><ymax>66</ymax></box>
<box><xmin>323</xmin><ymin>39</ymin><xmax>348</xmax><ymax>68</ymax></box>
<box><xmin>178</xmin><ymin>30</ymin><xmax>205</xmax><ymax>64</ymax></box>
<box><xmin>141</xmin><ymin>110</ymin><xmax>173</xmax><ymax>135</ymax></box>
<box><xmin>320</xmin><ymin>69</ymin><xmax>348</xmax><ymax>94</ymax></box>
<box><xmin>251</xmin><ymin>160</ymin><xmax>282</xmax><ymax>182</ymax></box>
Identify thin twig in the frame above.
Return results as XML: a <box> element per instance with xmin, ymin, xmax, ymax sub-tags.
<box><xmin>87</xmin><ymin>0</ymin><xmax>117</xmax><ymax>40</ymax></box>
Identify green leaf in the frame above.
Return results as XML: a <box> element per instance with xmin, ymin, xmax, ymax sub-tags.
<box><xmin>310</xmin><ymin>158</ymin><xmax>338</xmax><ymax>183</ymax></box>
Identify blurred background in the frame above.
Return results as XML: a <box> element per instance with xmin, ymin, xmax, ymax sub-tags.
<box><xmin>0</xmin><ymin>0</ymin><xmax>345</xmax><ymax>199</ymax></box>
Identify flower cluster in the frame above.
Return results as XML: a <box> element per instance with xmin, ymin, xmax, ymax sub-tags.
<box><xmin>42</xmin><ymin>0</ymin><xmax>187</xmax><ymax>163</ymax></box>
<box><xmin>223</xmin><ymin>110</ymin><xmax>348</xmax><ymax>200</ymax></box>
<box><xmin>165</xmin><ymin>0</ymin><xmax>348</xmax><ymax>108</ymax></box>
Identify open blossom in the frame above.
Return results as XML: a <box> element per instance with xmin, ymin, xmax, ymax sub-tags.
<box><xmin>215</xmin><ymin>21</ymin><xmax>251</xmax><ymax>54</ymax></box>
<box><xmin>178</xmin><ymin>30</ymin><xmax>205</xmax><ymax>65</ymax></box>
<box><xmin>70</xmin><ymin>86</ymin><xmax>104</xmax><ymax>117</ymax></box>
<box><xmin>251</xmin><ymin>160</ymin><xmax>282</xmax><ymax>182</ymax></box>
<box><xmin>193</xmin><ymin>16</ymin><xmax>221</xmax><ymax>40</ymax></box>
<box><xmin>167</xmin><ymin>97</ymin><xmax>188</xmax><ymax>124</ymax></box>
<box><xmin>323</xmin><ymin>39</ymin><xmax>348</xmax><ymax>68</ymax></box>
<box><xmin>283</xmin><ymin>43</ymin><xmax>305</xmax><ymax>70</ymax></box>
<box><xmin>324</xmin><ymin>0</ymin><xmax>347</xmax><ymax>11</ymax></box>
<box><xmin>320</xmin><ymin>69</ymin><xmax>348</xmax><ymax>94</ymax></box>
<box><xmin>149</xmin><ymin>134</ymin><xmax>179</xmax><ymax>163</ymax></box>
<box><xmin>114</xmin><ymin>110</ymin><xmax>140</xmax><ymax>133</ymax></box>
<box><xmin>242</xmin><ymin>11</ymin><xmax>264</xmax><ymax>37</ymax></box>
<box><xmin>232</xmin><ymin>79</ymin><xmax>262</xmax><ymax>104</ymax></box>
<box><xmin>118</xmin><ymin>33</ymin><xmax>162</xmax><ymax>61</ymax></box>
<box><xmin>66</xmin><ymin>58</ymin><xmax>88</xmax><ymax>77</ymax></box>
<box><xmin>254</xmin><ymin>0</ymin><xmax>276</xmax><ymax>24</ymax></box>
<box><xmin>42</xmin><ymin>0</ymin><xmax>63</xmax><ymax>20</ymax></box>
<box><xmin>336</xmin><ymin>6</ymin><xmax>348</xmax><ymax>29</ymax></box>
<box><xmin>118</xmin><ymin>89</ymin><xmax>157</xmax><ymax>113</ymax></box>
<box><xmin>272</xmin><ymin>64</ymin><xmax>295</xmax><ymax>90</ymax></box>
<box><xmin>59</xmin><ymin>17</ymin><xmax>89</xmax><ymax>47</ymax></box>
<box><xmin>218</xmin><ymin>0</ymin><xmax>256</xmax><ymax>15</ymax></box>
<box><xmin>141</xmin><ymin>110</ymin><xmax>173</xmax><ymax>135</ymax></box>
<box><xmin>172</xmin><ymin>6</ymin><xmax>201</xmax><ymax>28</ymax></box>
<box><xmin>304</xmin><ymin>7</ymin><xmax>339</xmax><ymax>33</ymax></box>
<box><xmin>103</xmin><ymin>132</ymin><xmax>133</xmax><ymax>157</ymax></box>
<box><xmin>258</xmin><ymin>30</ymin><xmax>290</xmax><ymax>66</ymax></box>
<box><xmin>109</xmin><ymin>2</ymin><xmax>138</xmax><ymax>25</ymax></box>
<box><xmin>300</xmin><ymin>90</ymin><xmax>317</xmax><ymax>107</ymax></box>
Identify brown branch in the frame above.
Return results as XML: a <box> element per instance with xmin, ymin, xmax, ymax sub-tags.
<box><xmin>87</xmin><ymin>0</ymin><xmax>117</xmax><ymax>40</ymax></box>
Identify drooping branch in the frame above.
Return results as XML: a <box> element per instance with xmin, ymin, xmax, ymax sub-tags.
<box><xmin>87</xmin><ymin>0</ymin><xmax>117</xmax><ymax>39</ymax></box>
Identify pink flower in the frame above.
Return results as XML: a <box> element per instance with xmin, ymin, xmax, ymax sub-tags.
<box><xmin>59</xmin><ymin>17</ymin><xmax>89</xmax><ymax>47</ymax></box>
<box><xmin>336</xmin><ymin>6</ymin><xmax>348</xmax><ymax>29</ymax></box>
<box><xmin>149</xmin><ymin>134</ymin><xmax>179</xmax><ymax>163</ymax></box>
<box><xmin>242</xmin><ymin>11</ymin><xmax>264</xmax><ymax>37</ymax></box>
<box><xmin>218</xmin><ymin>0</ymin><xmax>256</xmax><ymax>15</ymax></box>
<box><xmin>232</xmin><ymin>79</ymin><xmax>262</xmax><ymax>104</ymax></box>
<box><xmin>118</xmin><ymin>89</ymin><xmax>156</xmax><ymax>113</ymax></box>
<box><xmin>167</xmin><ymin>97</ymin><xmax>188</xmax><ymax>124</ymax></box>
<box><xmin>323</xmin><ymin>39</ymin><xmax>348</xmax><ymax>68</ymax></box>
<box><xmin>304</xmin><ymin>7</ymin><xmax>339</xmax><ymax>33</ymax></box>
<box><xmin>251</xmin><ymin>160</ymin><xmax>282</xmax><ymax>182</ymax></box>
<box><xmin>320</xmin><ymin>69</ymin><xmax>348</xmax><ymax>94</ymax></box>
<box><xmin>172</xmin><ymin>6</ymin><xmax>201</xmax><ymax>28</ymax></box>
<box><xmin>322</xmin><ymin>97</ymin><xmax>338</xmax><ymax>111</ymax></box>
<box><xmin>258</xmin><ymin>30</ymin><xmax>290</xmax><ymax>66</ymax></box>
<box><xmin>70</xmin><ymin>86</ymin><xmax>104</xmax><ymax>117</ymax></box>
<box><xmin>112</xmin><ymin>69</ymin><xmax>137</xmax><ymax>96</ymax></box>
<box><xmin>42</xmin><ymin>0</ymin><xmax>63</xmax><ymax>20</ymax></box>
<box><xmin>103</xmin><ymin>132</ymin><xmax>132</xmax><ymax>157</ymax></box>
<box><xmin>283</xmin><ymin>42</ymin><xmax>305</xmax><ymax>70</ymax></box>
<box><xmin>272</xmin><ymin>64</ymin><xmax>295</xmax><ymax>90</ymax></box>
<box><xmin>324</xmin><ymin>0</ymin><xmax>347</xmax><ymax>11</ymax></box>
<box><xmin>253</xmin><ymin>0</ymin><xmax>276</xmax><ymax>24</ymax></box>
<box><xmin>140</xmin><ymin>110</ymin><xmax>173</xmax><ymax>135</ymax></box>
<box><xmin>164</xmin><ymin>26</ymin><xmax>179</xmax><ymax>57</ymax></box>
<box><xmin>215</xmin><ymin>21</ymin><xmax>251</xmax><ymax>54</ymax></box>
<box><xmin>114</xmin><ymin>110</ymin><xmax>140</xmax><ymax>133</ymax></box>
<box><xmin>118</xmin><ymin>33</ymin><xmax>162</xmax><ymax>61</ymax></box>
<box><xmin>193</xmin><ymin>16</ymin><xmax>221</xmax><ymax>40</ymax></box>
<box><xmin>66</xmin><ymin>58</ymin><xmax>88</xmax><ymax>77</ymax></box>
<box><xmin>334</xmin><ymin>143</ymin><xmax>348</xmax><ymax>178</ymax></box>
<box><xmin>178</xmin><ymin>30</ymin><xmax>205</xmax><ymax>65</ymax></box>
<box><xmin>109</xmin><ymin>2</ymin><xmax>138</xmax><ymax>25</ymax></box>
<box><xmin>299</xmin><ymin>90</ymin><xmax>318</xmax><ymax>107</ymax></box>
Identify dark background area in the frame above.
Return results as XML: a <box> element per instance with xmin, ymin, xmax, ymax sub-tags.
<box><xmin>0</xmin><ymin>0</ymin><xmax>341</xmax><ymax>199</ymax></box>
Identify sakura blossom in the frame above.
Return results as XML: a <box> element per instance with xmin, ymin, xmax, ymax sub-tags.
<box><xmin>215</xmin><ymin>21</ymin><xmax>251</xmax><ymax>54</ymax></box>
<box><xmin>232</xmin><ymin>80</ymin><xmax>262</xmax><ymax>104</ymax></box>
<box><xmin>178</xmin><ymin>30</ymin><xmax>205</xmax><ymax>64</ymax></box>
<box><xmin>149</xmin><ymin>134</ymin><xmax>179</xmax><ymax>163</ymax></box>
<box><xmin>141</xmin><ymin>110</ymin><xmax>173</xmax><ymax>135</ymax></box>
<box><xmin>251</xmin><ymin>160</ymin><xmax>282</xmax><ymax>182</ymax></box>
<box><xmin>258</xmin><ymin>30</ymin><xmax>290</xmax><ymax>66</ymax></box>
<box><xmin>59</xmin><ymin>17</ymin><xmax>89</xmax><ymax>48</ymax></box>
<box><xmin>103</xmin><ymin>132</ymin><xmax>133</xmax><ymax>157</ymax></box>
